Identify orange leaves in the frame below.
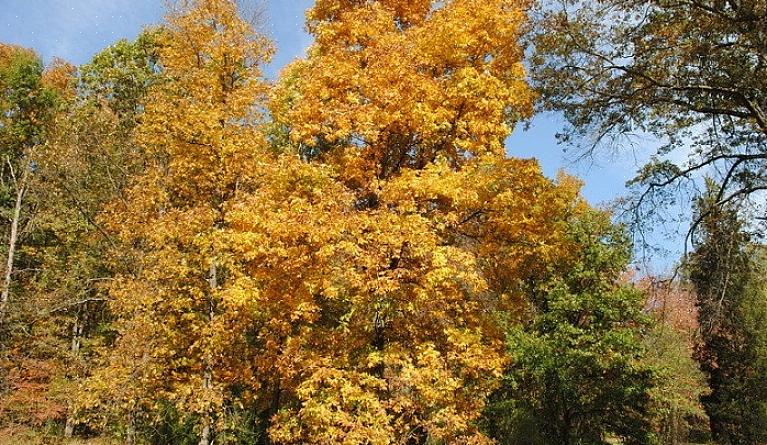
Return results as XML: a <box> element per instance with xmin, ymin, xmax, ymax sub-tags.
<box><xmin>0</xmin><ymin>357</ymin><xmax>67</xmax><ymax>427</ymax></box>
<box><xmin>273</xmin><ymin>0</ymin><xmax>535</xmax><ymax>185</ymax></box>
<box><xmin>82</xmin><ymin>1</ymin><xmax>599</xmax><ymax>443</ymax></box>
<box><xmin>41</xmin><ymin>58</ymin><xmax>76</xmax><ymax>98</ymax></box>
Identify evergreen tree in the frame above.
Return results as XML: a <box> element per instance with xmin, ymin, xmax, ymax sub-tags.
<box><xmin>687</xmin><ymin>188</ymin><xmax>767</xmax><ymax>445</ymax></box>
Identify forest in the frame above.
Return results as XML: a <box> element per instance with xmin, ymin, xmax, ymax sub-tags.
<box><xmin>0</xmin><ymin>0</ymin><xmax>766</xmax><ymax>444</ymax></box>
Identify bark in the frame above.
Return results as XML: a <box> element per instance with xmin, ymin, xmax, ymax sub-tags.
<box><xmin>64</xmin><ymin>308</ymin><xmax>84</xmax><ymax>438</ymax></box>
<box><xmin>199</xmin><ymin>261</ymin><xmax>218</xmax><ymax>445</ymax></box>
<box><xmin>671</xmin><ymin>407</ymin><xmax>679</xmax><ymax>445</ymax></box>
<box><xmin>127</xmin><ymin>409</ymin><xmax>137</xmax><ymax>445</ymax></box>
<box><xmin>70</xmin><ymin>308</ymin><xmax>84</xmax><ymax>356</ymax></box>
<box><xmin>64</xmin><ymin>418</ymin><xmax>75</xmax><ymax>438</ymax></box>
<box><xmin>0</xmin><ymin>161</ymin><xmax>29</xmax><ymax>325</ymax></box>
<box><xmin>199</xmin><ymin>403</ymin><xmax>212</xmax><ymax>445</ymax></box>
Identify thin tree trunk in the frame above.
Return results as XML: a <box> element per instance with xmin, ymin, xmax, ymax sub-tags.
<box><xmin>64</xmin><ymin>417</ymin><xmax>75</xmax><ymax>438</ymax></box>
<box><xmin>64</xmin><ymin>307</ymin><xmax>85</xmax><ymax>438</ymax></box>
<box><xmin>0</xmin><ymin>162</ymin><xmax>28</xmax><ymax>325</ymax></box>
<box><xmin>199</xmin><ymin>261</ymin><xmax>218</xmax><ymax>445</ymax></box>
<box><xmin>70</xmin><ymin>308</ymin><xmax>84</xmax><ymax>355</ymax></box>
<box><xmin>199</xmin><ymin>382</ymin><xmax>212</xmax><ymax>445</ymax></box>
<box><xmin>126</xmin><ymin>409</ymin><xmax>137</xmax><ymax>445</ymax></box>
<box><xmin>671</xmin><ymin>407</ymin><xmax>678</xmax><ymax>445</ymax></box>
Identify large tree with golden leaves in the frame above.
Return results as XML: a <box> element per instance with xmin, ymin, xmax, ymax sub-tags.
<box><xmin>84</xmin><ymin>1</ymin><xmax>593</xmax><ymax>444</ymax></box>
<box><xmin>260</xmin><ymin>1</ymin><xmax>586</xmax><ymax>443</ymax></box>
<box><xmin>273</xmin><ymin>0</ymin><xmax>536</xmax><ymax>184</ymax></box>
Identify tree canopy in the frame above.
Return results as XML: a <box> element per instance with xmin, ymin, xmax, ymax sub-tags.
<box><xmin>529</xmin><ymin>0</ymin><xmax>767</xmax><ymax>240</ymax></box>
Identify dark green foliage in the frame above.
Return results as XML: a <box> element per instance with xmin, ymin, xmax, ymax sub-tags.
<box><xmin>485</xmin><ymin>212</ymin><xmax>657</xmax><ymax>445</ymax></box>
<box><xmin>143</xmin><ymin>401</ymin><xmax>198</xmax><ymax>445</ymax></box>
<box><xmin>687</xmin><ymin>190</ymin><xmax>767</xmax><ymax>445</ymax></box>
<box><xmin>0</xmin><ymin>46</ymin><xmax>58</xmax><ymax>220</ymax></box>
<box><xmin>643</xmin><ymin>321</ymin><xmax>709</xmax><ymax>444</ymax></box>
<box><xmin>0</xmin><ymin>45</ymin><xmax>61</xmax><ymax>324</ymax></box>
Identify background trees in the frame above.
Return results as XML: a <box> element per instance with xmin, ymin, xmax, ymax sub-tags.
<box><xmin>686</xmin><ymin>189</ymin><xmax>767</xmax><ymax>444</ymax></box>
<box><xmin>0</xmin><ymin>44</ymin><xmax>62</xmax><ymax>326</ymax></box>
<box><xmin>529</xmin><ymin>0</ymin><xmax>767</xmax><ymax>238</ymax></box>
<box><xmin>0</xmin><ymin>44</ymin><xmax>77</xmax><ymax>437</ymax></box>
<box><xmin>484</xmin><ymin>212</ymin><xmax>657</xmax><ymax>445</ymax></box>
<box><xmin>531</xmin><ymin>3</ymin><xmax>767</xmax><ymax>442</ymax></box>
<box><xmin>3</xmin><ymin>0</ymin><xmax>759</xmax><ymax>444</ymax></box>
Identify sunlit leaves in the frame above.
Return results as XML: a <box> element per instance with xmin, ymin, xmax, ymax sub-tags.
<box><xmin>273</xmin><ymin>0</ymin><xmax>535</xmax><ymax>185</ymax></box>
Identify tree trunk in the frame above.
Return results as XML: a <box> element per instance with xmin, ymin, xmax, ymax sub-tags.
<box><xmin>64</xmin><ymin>307</ymin><xmax>85</xmax><ymax>438</ymax></box>
<box><xmin>199</xmin><ymin>261</ymin><xmax>218</xmax><ymax>445</ymax></box>
<box><xmin>64</xmin><ymin>418</ymin><xmax>75</xmax><ymax>438</ymax></box>
<box><xmin>126</xmin><ymin>409</ymin><xmax>137</xmax><ymax>445</ymax></box>
<box><xmin>671</xmin><ymin>408</ymin><xmax>678</xmax><ymax>445</ymax></box>
<box><xmin>199</xmin><ymin>406</ymin><xmax>212</xmax><ymax>445</ymax></box>
<box><xmin>0</xmin><ymin>162</ymin><xmax>28</xmax><ymax>325</ymax></box>
<box><xmin>70</xmin><ymin>308</ymin><xmax>83</xmax><ymax>356</ymax></box>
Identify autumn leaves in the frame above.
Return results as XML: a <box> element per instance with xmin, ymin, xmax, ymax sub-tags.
<box><xmin>82</xmin><ymin>0</ymin><xmax>589</xmax><ymax>443</ymax></box>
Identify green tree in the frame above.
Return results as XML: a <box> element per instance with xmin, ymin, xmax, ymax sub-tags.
<box><xmin>687</xmin><ymin>188</ymin><xmax>767</xmax><ymax>445</ymax></box>
<box><xmin>30</xmin><ymin>32</ymin><xmax>161</xmax><ymax>438</ymax></box>
<box><xmin>0</xmin><ymin>33</ymin><xmax>160</xmax><ymax>438</ymax></box>
<box><xmin>484</xmin><ymin>211</ymin><xmax>657</xmax><ymax>445</ymax></box>
<box><xmin>78</xmin><ymin>30</ymin><xmax>160</xmax><ymax>120</ymax></box>
<box><xmin>0</xmin><ymin>44</ymin><xmax>74</xmax><ymax>439</ymax></box>
<box><xmin>0</xmin><ymin>44</ymin><xmax>60</xmax><ymax>326</ymax></box>
<box><xmin>641</xmin><ymin>280</ymin><xmax>710</xmax><ymax>444</ymax></box>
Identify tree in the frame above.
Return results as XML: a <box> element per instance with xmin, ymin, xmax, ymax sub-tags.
<box><xmin>642</xmin><ymin>279</ymin><xmax>710</xmax><ymax>444</ymax></box>
<box><xmin>686</xmin><ymin>187</ymin><xmax>767</xmax><ymax>445</ymax></box>
<box><xmin>0</xmin><ymin>46</ymin><xmax>76</xmax><ymax>437</ymax></box>
<box><xmin>249</xmin><ymin>158</ymin><xmax>585</xmax><ymax>444</ymax></box>
<box><xmin>528</xmin><ymin>0</ymin><xmax>767</xmax><ymax>236</ymax></box>
<box><xmin>262</xmin><ymin>0</ymin><xmax>591</xmax><ymax>443</ymax></box>
<box><xmin>19</xmin><ymin>31</ymin><xmax>162</xmax><ymax>439</ymax></box>
<box><xmin>0</xmin><ymin>44</ymin><xmax>60</xmax><ymax>326</ymax></box>
<box><xmin>78</xmin><ymin>30</ymin><xmax>161</xmax><ymax>120</ymax></box>
<box><xmin>0</xmin><ymin>32</ymin><xmax>161</xmax><ymax>438</ymax></box>
<box><xmin>484</xmin><ymin>211</ymin><xmax>657</xmax><ymax>445</ymax></box>
<box><xmin>80</xmin><ymin>1</ymin><xmax>273</xmax><ymax>443</ymax></box>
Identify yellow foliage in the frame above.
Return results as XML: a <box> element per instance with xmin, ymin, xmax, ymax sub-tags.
<box><xmin>262</xmin><ymin>0</ymin><xmax>582</xmax><ymax>441</ymax></box>
<box><xmin>85</xmin><ymin>1</ymin><xmax>591</xmax><ymax>443</ymax></box>
<box><xmin>87</xmin><ymin>0</ymin><xmax>273</xmax><ymax>430</ymax></box>
<box><xmin>272</xmin><ymin>0</ymin><xmax>535</xmax><ymax>185</ymax></box>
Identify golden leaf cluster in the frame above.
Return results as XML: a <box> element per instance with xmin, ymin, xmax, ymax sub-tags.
<box><xmin>84</xmin><ymin>0</ymin><xmax>589</xmax><ymax>442</ymax></box>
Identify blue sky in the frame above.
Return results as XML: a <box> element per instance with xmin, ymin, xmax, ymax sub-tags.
<box><xmin>0</xmin><ymin>0</ymin><xmax>681</xmax><ymax>272</ymax></box>
<box><xmin>0</xmin><ymin>0</ymin><xmax>314</xmax><ymax>76</ymax></box>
